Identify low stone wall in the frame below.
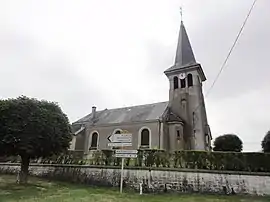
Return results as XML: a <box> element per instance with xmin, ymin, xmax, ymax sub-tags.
<box><xmin>1</xmin><ymin>163</ymin><xmax>270</xmax><ymax>196</ymax></box>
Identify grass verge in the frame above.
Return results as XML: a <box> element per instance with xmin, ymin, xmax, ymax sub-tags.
<box><xmin>0</xmin><ymin>174</ymin><xmax>269</xmax><ymax>202</ymax></box>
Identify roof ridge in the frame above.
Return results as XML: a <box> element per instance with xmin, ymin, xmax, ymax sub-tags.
<box><xmin>72</xmin><ymin>101</ymin><xmax>169</xmax><ymax>125</ymax></box>
<box><xmin>96</xmin><ymin>101</ymin><xmax>168</xmax><ymax>112</ymax></box>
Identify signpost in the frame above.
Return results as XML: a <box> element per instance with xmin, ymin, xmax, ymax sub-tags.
<box><xmin>107</xmin><ymin>133</ymin><xmax>132</xmax><ymax>143</ymax></box>
<box><xmin>115</xmin><ymin>149</ymin><xmax>137</xmax><ymax>158</ymax></box>
<box><xmin>115</xmin><ymin>150</ymin><xmax>137</xmax><ymax>154</ymax></box>
<box><xmin>108</xmin><ymin>142</ymin><xmax>132</xmax><ymax>147</ymax></box>
<box><xmin>107</xmin><ymin>130</ymin><xmax>137</xmax><ymax>194</ymax></box>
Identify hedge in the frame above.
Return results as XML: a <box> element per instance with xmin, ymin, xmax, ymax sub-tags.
<box><xmin>1</xmin><ymin>150</ymin><xmax>270</xmax><ymax>173</ymax></box>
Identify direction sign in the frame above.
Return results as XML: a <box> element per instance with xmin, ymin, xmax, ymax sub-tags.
<box><xmin>107</xmin><ymin>130</ymin><xmax>134</xmax><ymax>194</ymax></box>
<box><xmin>108</xmin><ymin>142</ymin><xmax>132</xmax><ymax>147</ymax></box>
<box><xmin>107</xmin><ymin>133</ymin><xmax>132</xmax><ymax>143</ymax></box>
<box><xmin>115</xmin><ymin>150</ymin><xmax>137</xmax><ymax>154</ymax></box>
<box><xmin>115</xmin><ymin>153</ymin><xmax>137</xmax><ymax>158</ymax></box>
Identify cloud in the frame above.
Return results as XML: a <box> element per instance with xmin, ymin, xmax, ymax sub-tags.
<box><xmin>207</xmin><ymin>86</ymin><xmax>270</xmax><ymax>151</ymax></box>
<box><xmin>0</xmin><ymin>0</ymin><xmax>269</xmax><ymax>152</ymax></box>
<box><xmin>0</xmin><ymin>31</ymin><xmax>107</xmax><ymax>122</ymax></box>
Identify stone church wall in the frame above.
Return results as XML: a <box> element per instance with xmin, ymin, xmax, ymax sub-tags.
<box><xmin>83</xmin><ymin>121</ymin><xmax>161</xmax><ymax>151</ymax></box>
<box><xmin>1</xmin><ymin>163</ymin><xmax>270</xmax><ymax>196</ymax></box>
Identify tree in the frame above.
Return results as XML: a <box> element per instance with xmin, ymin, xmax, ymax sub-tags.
<box><xmin>0</xmin><ymin>96</ymin><xmax>72</xmax><ymax>183</ymax></box>
<box><xmin>213</xmin><ymin>134</ymin><xmax>243</xmax><ymax>152</ymax></box>
<box><xmin>262</xmin><ymin>131</ymin><xmax>270</xmax><ymax>152</ymax></box>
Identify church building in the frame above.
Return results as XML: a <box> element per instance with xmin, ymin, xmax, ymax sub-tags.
<box><xmin>70</xmin><ymin>18</ymin><xmax>212</xmax><ymax>153</ymax></box>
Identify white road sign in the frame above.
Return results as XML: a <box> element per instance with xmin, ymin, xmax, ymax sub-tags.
<box><xmin>115</xmin><ymin>150</ymin><xmax>137</xmax><ymax>154</ymax></box>
<box><xmin>108</xmin><ymin>142</ymin><xmax>132</xmax><ymax>147</ymax></box>
<box><xmin>115</xmin><ymin>153</ymin><xmax>137</xmax><ymax>158</ymax></box>
<box><xmin>107</xmin><ymin>133</ymin><xmax>132</xmax><ymax>143</ymax></box>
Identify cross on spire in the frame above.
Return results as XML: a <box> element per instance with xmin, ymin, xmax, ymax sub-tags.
<box><xmin>180</xmin><ymin>7</ymin><xmax>183</xmax><ymax>22</ymax></box>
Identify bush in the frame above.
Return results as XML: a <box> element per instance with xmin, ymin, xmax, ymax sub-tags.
<box><xmin>2</xmin><ymin>150</ymin><xmax>270</xmax><ymax>173</ymax></box>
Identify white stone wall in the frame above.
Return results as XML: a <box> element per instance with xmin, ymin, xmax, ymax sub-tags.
<box><xmin>1</xmin><ymin>163</ymin><xmax>270</xmax><ymax>196</ymax></box>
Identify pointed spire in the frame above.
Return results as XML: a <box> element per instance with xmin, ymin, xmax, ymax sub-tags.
<box><xmin>174</xmin><ymin>20</ymin><xmax>196</xmax><ymax>67</ymax></box>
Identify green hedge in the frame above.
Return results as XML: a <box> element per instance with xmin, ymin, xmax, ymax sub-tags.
<box><xmin>1</xmin><ymin>150</ymin><xmax>270</xmax><ymax>173</ymax></box>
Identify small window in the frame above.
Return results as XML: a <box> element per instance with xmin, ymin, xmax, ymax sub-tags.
<box><xmin>205</xmin><ymin>135</ymin><xmax>209</xmax><ymax>144</ymax></box>
<box><xmin>197</xmin><ymin>76</ymin><xmax>202</xmax><ymax>86</ymax></box>
<box><xmin>180</xmin><ymin>79</ymin><xmax>186</xmax><ymax>88</ymax></box>
<box><xmin>177</xmin><ymin>130</ymin><xmax>180</xmax><ymax>138</ymax></box>
<box><xmin>141</xmin><ymin>128</ymin><xmax>150</xmax><ymax>148</ymax></box>
<box><xmin>177</xmin><ymin>130</ymin><xmax>182</xmax><ymax>141</ymax></box>
<box><xmin>90</xmin><ymin>132</ymin><xmax>98</xmax><ymax>150</ymax></box>
<box><xmin>173</xmin><ymin>76</ymin><xmax>179</xmax><ymax>89</ymax></box>
<box><xmin>187</xmin><ymin>74</ymin><xmax>193</xmax><ymax>87</ymax></box>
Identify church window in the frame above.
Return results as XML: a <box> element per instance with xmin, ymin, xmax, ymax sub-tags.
<box><xmin>205</xmin><ymin>134</ymin><xmax>209</xmax><ymax>145</ymax></box>
<box><xmin>180</xmin><ymin>79</ymin><xmax>186</xmax><ymax>88</ymax></box>
<box><xmin>187</xmin><ymin>74</ymin><xmax>193</xmax><ymax>87</ymax></box>
<box><xmin>177</xmin><ymin>130</ymin><xmax>181</xmax><ymax>139</ymax></box>
<box><xmin>176</xmin><ymin>129</ymin><xmax>183</xmax><ymax>141</ymax></box>
<box><xmin>112</xmin><ymin>130</ymin><xmax>121</xmax><ymax>149</ymax></box>
<box><xmin>140</xmin><ymin>128</ymin><xmax>150</xmax><ymax>148</ymax></box>
<box><xmin>90</xmin><ymin>132</ymin><xmax>98</xmax><ymax>150</ymax></box>
<box><xmin>173</xmin><ymin>76</ymin><xmax>179</xmax><ymax>89</ymax></box>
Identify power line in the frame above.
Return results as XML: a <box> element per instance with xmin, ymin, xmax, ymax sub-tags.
<box><xmin>205</xmin><ymin>0</ymin><xmax>257</xmax><ymax>97</ymax></box>
<box><xmin>193</xmin><ymin>0</ymin><xmax>257</xmax><ymax>114</ymax></box>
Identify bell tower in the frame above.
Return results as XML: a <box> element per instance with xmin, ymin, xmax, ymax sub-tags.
<box><xmin>164</xmin><ymin>18</ymin><xmax>211</xmax><ymax>150</ymax></box>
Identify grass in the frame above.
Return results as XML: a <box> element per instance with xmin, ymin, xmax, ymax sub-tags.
<box><xmin>0</xmin><ymin>175</ymin><xmax>269</xmax><ymax>202</ymax></box>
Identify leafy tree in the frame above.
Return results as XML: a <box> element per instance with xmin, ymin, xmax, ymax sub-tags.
<box><xmin>262</xmin><ymin>131</ymin><xmax>270</xmax><ymax>152</ymax></box>
<box><xmin>213</xmin><ymin>134</ymin><xmax>243</xmax><ymax>152</ymax></box>
<box><xmin>0</xmin><ymin>96</ymin><xmax>72</xmax><ymax>183</ymax></box>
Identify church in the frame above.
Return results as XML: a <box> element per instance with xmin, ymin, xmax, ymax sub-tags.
<box><xmin>70</xmin><ymin>18</ymin><xmax>212</xmax><ymax>153</ymax></box>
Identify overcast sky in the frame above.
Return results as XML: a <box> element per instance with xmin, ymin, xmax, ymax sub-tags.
<box><xmin>0</xmin><ymin>0</ymin><xmax>269</xmax><ymax>151</ymax></box>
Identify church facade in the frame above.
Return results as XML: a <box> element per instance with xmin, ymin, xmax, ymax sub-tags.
<box><xmin>70</xmin><ymin>19</ymin><xmax>212</xmax><ymax>153</ymax></box>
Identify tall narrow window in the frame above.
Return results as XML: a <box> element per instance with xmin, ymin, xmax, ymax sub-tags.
<box><xmin>180</xmin><ymin>79</ymin><xmax>186</xmax><ymax>88</ymax></box>
<box><xmin>197</xmin><ymin>76</ymin><xmax>201</xmax><ymax>86</ymax></box>
<box><xmin>187</xmin><ymin>74</ymin><xmax>193</xmax><ymax>87</ymax></box>
<box><xmin>90</xmin><ymin>132</ymin><xmax>98</xmax><ymax>150</ymax></box>
<box><xmin>177</xmin><ymin>130</ymin><xmax>181</xmax><ymax>139</ymax></box>
<box><xmin>173</xmin><ymin>76</ymin><xmax>179</xmax><ymax>89</ymax></box>
<box><xmin>141</xmin><ymin>129</ymin><xmax>150</xmax><ymax>148</ymax></box>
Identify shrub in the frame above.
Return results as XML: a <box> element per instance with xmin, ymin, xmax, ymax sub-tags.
<box><xmin>2</xmin><ymin>150</ymin><xmax>270</xmax><ymax>173</ymax></box>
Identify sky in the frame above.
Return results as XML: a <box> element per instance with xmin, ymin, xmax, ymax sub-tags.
<box><xmin>0</xmin><ymin>0</ymin><xmax>269</xmax><ymax>151</ymax></box>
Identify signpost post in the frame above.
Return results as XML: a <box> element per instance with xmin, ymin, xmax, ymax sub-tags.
<box><xmin>107</xmin><ymin>130</ymin><xmax>137</xmax><ymax>194</ymax></box>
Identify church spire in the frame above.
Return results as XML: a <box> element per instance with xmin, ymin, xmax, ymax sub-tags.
<box><xmin>174</xmin><ymin>20</ymin><xmax>196</xmax><ymax>67</ymax></box>
<box><xmin>164</xmin><ymin>11</ymin><xmax>205</xmax><ymax>82</ymax></box>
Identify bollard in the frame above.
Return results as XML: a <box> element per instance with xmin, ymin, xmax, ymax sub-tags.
<box><xmin>16</xmin><ymin>171</ymin><xmax>20</xmax><ymax>184</ymax></box>
<box><xmin>139</xmin><ymin>182</ymin><xmax>143</xmax><ymax>195</ymax></box>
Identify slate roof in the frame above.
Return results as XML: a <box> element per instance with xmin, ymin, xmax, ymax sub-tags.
<box><xmin>164</xmin><ymin>108</ymin><xmax>184</xmax><ymax>123</ymax></box>
<box><xmin>73</xmin><ymin>101</ymin><xmax>169</xmax><ymax>126</ymax></box>
<box><xmin>165</xmin><ymin>21</ymin><xmax>198</xmax><ymax>73</ymax></box>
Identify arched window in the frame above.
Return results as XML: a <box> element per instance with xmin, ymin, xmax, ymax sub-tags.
<box><xmin>187</xmin><ymin>74</ymin><xmax>193</xmax><ymax>87</ymax></box>
<box><xmin>115</xmin><ymin>130</ymin><xmax>121</xmax><ymax>134</ymax></box>
<box><xmin>141</xmin><ymin>128</ymin><xmax>150</xmax><ymax>148</ymax></box>
<box><xmin>180</xmin><ymin>79</ymin><xmax>186</xmax><ymax>88</ymax></box>
<box><xmin>90</xmin><ymin>132</ymin><xmax>98</xmax><ymax>150</ymax></box>
<box><xmin>173</xmin><ymin>76</ymin><xmax>179</xmax><ymax>89</ymax></box>
<box><xmin>112</xmin><ymin>129</ymin><xmax>122</xmax><ymax>149</ymax></box>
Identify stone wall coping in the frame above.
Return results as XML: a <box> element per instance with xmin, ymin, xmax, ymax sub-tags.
<box><xmin>1</xmin><ymin>162</ymin><xmax>270</xmax><ymax>177</ymax></box>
